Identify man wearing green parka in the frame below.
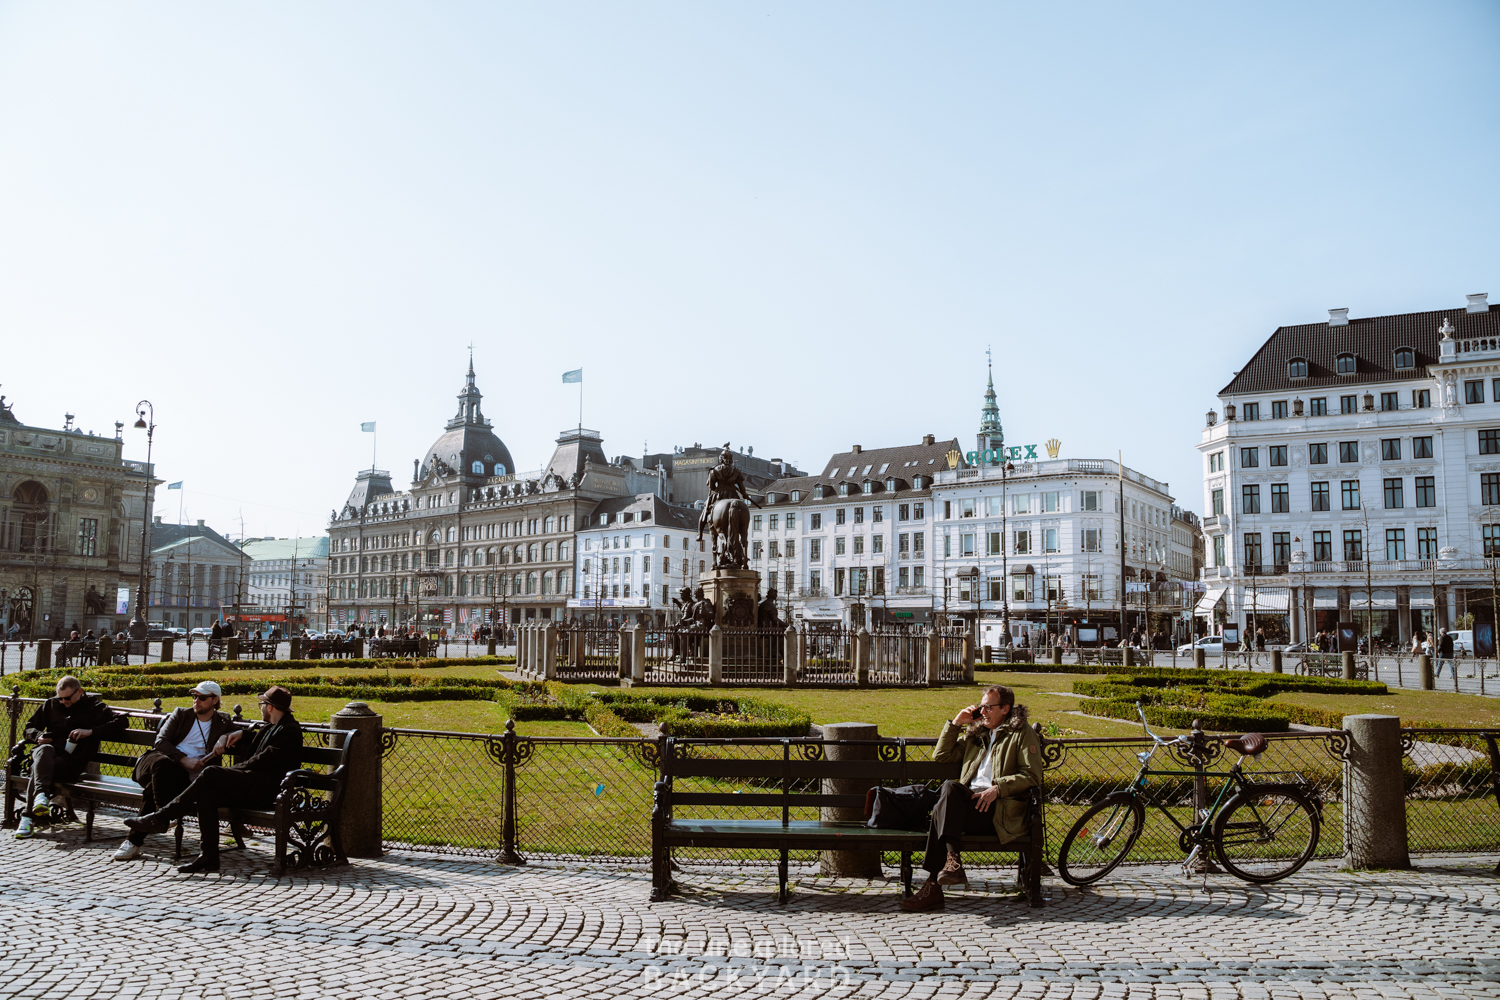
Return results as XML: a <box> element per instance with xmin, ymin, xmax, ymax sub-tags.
<box><xmin>900</xmin><ymin>684</ymin><xmax>1042</xmax><ymax>912</ymax></box>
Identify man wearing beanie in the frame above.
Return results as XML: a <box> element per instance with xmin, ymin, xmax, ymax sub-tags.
<box><xmin>113</xmin><ymin>681</ymin><xmax>237</xmax><ymax>861</ymax></box>
<box><xmin>126</xmin><ymin>685</ymin><xmax>302</xmax><ymax>873</ymax></box>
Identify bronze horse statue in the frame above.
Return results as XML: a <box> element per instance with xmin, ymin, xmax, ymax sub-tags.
<box><xmin>706</xmin><ymin>497</ymin><xmax>751</xmax><ymax>570</ymax></box>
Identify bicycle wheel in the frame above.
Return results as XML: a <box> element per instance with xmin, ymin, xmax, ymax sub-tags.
<box><xmin>1058</xmin><ymin>795</ymin><xmax>1145</xmax><ymax>886</ymax></box>
<box><xmin>1212</xmin><ymin>784</ymin><xmax>1320</xmax><ymax>883</ymax></box>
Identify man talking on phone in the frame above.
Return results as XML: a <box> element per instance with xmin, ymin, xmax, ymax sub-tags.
<box><xmin>899</xmin><ymin>684</ymin><xmax>1042</xmax><ymax>912</ymax></box>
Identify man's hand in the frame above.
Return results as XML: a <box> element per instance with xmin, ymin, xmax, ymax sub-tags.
<box><xmin>181</xmin><ymin>756</ymin><xmax>203</xmax><ymax>773</ymax></box>
<box><xmin>954</xmin><ymin>704</ymin><xmax>979</xmax><ymax>726</ymax></box>
<box><xmin>971</xmin><ymin>785</ymin><xmax>1001</xmax><ymax>812</ymax></box>
<box><xmin>68</xmin><ymin>728</ymin><xmax>92</xmax><ymax>742</ymax></box>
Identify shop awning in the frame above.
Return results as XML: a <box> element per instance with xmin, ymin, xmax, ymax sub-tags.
<box><xmin>1194</xmin><ymin>587</ymin><xmax>1226</xmax><ymax>614</ymax></box>
<box><xmin>1244</xmin><ymin>591</ymin><xmax>1290</xmax><ymax>612</ymax></box>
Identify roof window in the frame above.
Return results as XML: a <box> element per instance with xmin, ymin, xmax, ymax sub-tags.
<box><xmin>1336</xmin><ymin>353</ymin><xmax>1356</xmax><ymax>376</ymax></box>
<box><xmin>1394</xmin><ymin>348</ymin><xmax>1415</xmax><ymax>370</ymax></box>
<box><xmin>1288</xmin><ymin>357</ymin><xmax>1308</xmax><ymax>379</ymax></box>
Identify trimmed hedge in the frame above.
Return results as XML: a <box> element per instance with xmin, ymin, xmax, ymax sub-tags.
<box><xmin>31</xmin><ymin>656</ymin><xmax>513</xmax><ymax>681</ymax></box>
<box><xmin>1091</xmin><ymin>696</ymin><xmax>1291</xmax><ymax>733</ymax></box>
<box><xmin>981</xmin><ymin>660</ymin><xmax>1390</xmax><ymax>695</ymax></box>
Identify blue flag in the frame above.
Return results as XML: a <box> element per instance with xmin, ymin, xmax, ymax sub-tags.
<box><xmin>167</xmin><ymin>482</ymin><xmax>183</xmax><ymax>490</ymax></box>
<box><xmin>361</xmin><ymin>421</ymin><xmax>376</xmax><ymax>432</ymax></box>
<box><xmin>562</xmin><ymin>369</ymin><xmax>582</xmax><ymax>384</ymax></box>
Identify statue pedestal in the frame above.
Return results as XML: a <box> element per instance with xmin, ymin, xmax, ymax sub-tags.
<box><xmin>700</xmin><ymin>569</ymin><xmax>761</xmax><ymax>629</ymax></box>
<box><xmin>82</xmin><ymin>615</ymin><xmax>113</xmax><ymax>635</ymax></box>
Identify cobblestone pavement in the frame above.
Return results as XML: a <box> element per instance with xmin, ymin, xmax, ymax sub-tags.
<box><xmin>1</xmin><ymin>815</ymin><xmax>1497</xmax><ymax>999</ymax></box>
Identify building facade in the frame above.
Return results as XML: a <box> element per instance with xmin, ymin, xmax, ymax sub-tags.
<box><xmin>148</xmin><ymin>519</ymin><xmax>242</xmax><ymax>631</ymax></box>
<box><xmin>0</xmin><ymin>396</ymin><xmax>153</xmax><ymax>638</ymax></box>
<box><xmin>758</xmin><ymin>435</ymin><xmax>956</xmax><ymax>626</ymax></box>
<box><xmin>327</xmin><ymin>361</ymin><xmax>651</xmax><ymax>632</ymax></box>
<box><xmin>640</xmin><ymin>445</ymin><xmax>803</xmax><ymax>507</ymax></box>
<box><xmin>1199</xmin><ymin>293</ymin><xmax>1499</xmax><ymax>645</ymax></box>
<box><xmin>568</xmin><ymin>494</ymin><xmax>701</xmax><ymax>624</ymax></box>
<box><xmin>241</xmin><ymin>536</ymin><xmax>330</xmax><ymax>633</ymax></box>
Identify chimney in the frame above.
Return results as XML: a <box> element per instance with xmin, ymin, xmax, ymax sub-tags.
<box><xmin>922</xmin><ymin>434</ymin><xmax>935</xmax><ymax>446</ymax></box>
<box><xmin>851</xmin><ymin>444</ymin><xmax>862</xmax><ymax>454</ymax></box>
<box><xmin>197</xmin><ymin>519</ymin><xmax>205</xmax><ymax>527</ymax></box>
<box><xmin>153</xmin><ymin>515</ymin><xmax>162</xmax><ymax>524</ymax></box>
<box><xmin>1467</xmin><ymin>293</ymin><xmax>1490</xmax><ymax>314</ymax></box>
<box><xmin>1328</xmin><ymin>308</ymin><xmax>1349</xmax><ymax>327</ymax></box>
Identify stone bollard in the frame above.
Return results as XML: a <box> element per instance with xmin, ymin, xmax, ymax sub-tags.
<box><xmin>486</xmin><ymin>636</ymin><xmax>497</xmax><ymax>657</ymax></box>
<box><xmin>617</xmin><ymin>626</ymin><xmax>631</xmax><ymax>680</ymax></box>
<box><xmin>39</xmin><ymin>639</ymin><xmax>54</xmax><ymax>670</ymax></box>
<box><xmin>350</xmin><ymin>637</ymin><xmax>364</xmax><ymax>659</ymax></box>
<box><xmin>1271</xmin><ymin>649</ymin><xmax>1283</xmax><ymax>673</ymax></box>
<box><xmin>1419</xmin><ymin>654</ymin><xmax>1433</xmax><ymax>690</ymax></box>
<box><xmin>290</xmin><ymin>637</ymin><xmax>302</xmax><ymax>661</ymax></box>
<box><xmin>925</xmin><ymin>626</ymin><xmax>941</xmax><ymax>686</ymax></box>
<box><xmin>983</xmin><ymin>644</ymin><xmax>993</xmax><ymax>664</ymax></box>
<box><xmin>632</xmin><ymin>625</ymin><xmax>646</xmax><ymax>683</ymax></box>
<box><xmin>962</xmin><ymin>633</ymin><xmax>975</xmax><ymax>683</ymax></box>
<box><xmin>160</xmin><ymin>637</ymin><xmax>173</xmax><ymax>662</ymax></box>
<box><xmin>1194</xmin><ymin>647</ymin><xmax>1205</xmax><ymax>669</ymax></box>
<box><xmin>819</xmin><ymin>721</ymin><xmax>882</xmax><ymax>878</ymax></box>
<box><xmin>1124</xmin><ymin>646</ymin><xmax>1135</xmax><ymax>668</ymax></box>
<box><xmin>784</xmin><ymin>624</ymin><xmax>798</xmax><ymax>685</ymax></box>
<box><xmin>1342</xmin><ymin>651</ymin><xmax>1356</xmax><ymax>680</ymax></box>
<box><xmin>1342</xmin><ymin>714</ymin><xmax>1410</xmax><ymax>870</ymax></box>
<box><xmin>708</xmin><ymin>625</ymin><xmax>723</xmax><ymax>685</ymax></box>
<box><xmin>97</xmin><ymin>635</ymin><xmax>113</xmax><ymax>664</ymax></box>
<box><xmin>227</xmin><ymin>636</ymin><xmax>240</xmax><ymax>661</ymax></box>
<box><xmin>1051</xmin><ymin>646</ymin><xmax>1063</xmax><ymax>666</ymax></box>
<box><xmin>543</xmin><ymin>623</ymin><xmax>558</xmax><ymax>681</ymax></box>
<box><xmin>855</xmin><ymin>627</ymin><xmax>871</xmax><ymax>687</ymax></box>
<box><xmin>330</xmin><ymin>702</ymin><xmax>384</xmax><ymax>858</ymax></box>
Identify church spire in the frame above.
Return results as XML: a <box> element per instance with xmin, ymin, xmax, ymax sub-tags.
<box><xmin>450</xmin><ymin>353</ymin><xmax>488</xmax><ymax>429</ymax></box>
<box><xmin>977</xmin><ymin>349</ymin><xmax>1003</xmax><ymax>462</ymax></box>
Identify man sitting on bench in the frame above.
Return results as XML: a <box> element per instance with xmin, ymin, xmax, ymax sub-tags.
<box><xmin>126</xmin><ymin>685</ymin><xmax>303</xmax><ymax>873</ymax></box>
<box><xmin>14</xmin><ymin>676</ymin><xmax>127</xmax><ymax>840</ymax></box>
<box><xmin>112</xmin><ymin>680</ymin><xmax>238</xmax><ymax>861</ymax></box>
<box><xmin>900</xmin><ymin>684</ymin><xmax>1043</xmax><ymax>912</ymax></box>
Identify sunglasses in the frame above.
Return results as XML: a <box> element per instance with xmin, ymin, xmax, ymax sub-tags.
<box><xmin>192</xmin><ymin>694</ymin><xmax>215</xmax><ymax>701</ymax></box>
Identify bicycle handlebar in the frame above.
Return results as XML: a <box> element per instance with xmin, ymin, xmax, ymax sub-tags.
<box><xmin>1136</xmin><ymin>701</ymin><xmax>1188</xmax><ymax>749</ymax></box>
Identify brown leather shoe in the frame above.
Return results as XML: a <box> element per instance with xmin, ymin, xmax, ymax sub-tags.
<box><xmin>936</xmin><ymin>851</ymin><xmax>968</xmax><ymax>886</ymax></box>
<box><xmin>899</xmin><ymin>879</ymin><xmax>944</xmax><ymax>912</ymax></box>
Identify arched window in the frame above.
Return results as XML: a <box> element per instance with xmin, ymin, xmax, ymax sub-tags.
<box><xmin>529</xmin><ymin>544</ymin><xmax>539</xmax><ymax>562</ymax></box>
<box><xmin>1394</xmin><ymin>348</ymin><xmax>1415</xmax><ymax>370</ymax></box>
<box><xmin>544</xmin><ymin>516</ymin><xmax>554</xmax><ymax>533</ymax></box>
<box><xmin>541</xmin><ymin>573</ymin><xmax>553</xmax><ymax>595</ymax></box>
<box><xmin>559</xmin><ymin>541</ymin><xmax>570</xmax><ymax>561</ymax></box>
<box><xmin>446</xmin><ymin>526</ymin><xmax>456</xmax><ymax>542</ymax></box>
<box><xmin>526</xmin><ymin>572</ymin><xmax>537</xmax><ymax>595</ymax></box>
<box><xmin>11</xmin><ymin>481</ymin><xmax>49</xmax><ymax>553</ymax></box>
<box><xmin>443</xmin><ymin>576</ymin><xmax>453</xmax><ymax>596</ymax></box>
<box><xmin>494</xmin><ymin>463</ymin><xmax>506</xmax><ymax>476</ymax></box>
<box><xmin>1336</xmin><ymin>353</ymin><xmax>1356</xmax><ymax>375</ymax></box>
<box><xmin>444</xmin><ymin>550</ymin><xmax>454</xmax><ymax>567</ymax></box>
<box><xmin>512</xmin><ymin>573</ymin><xmax>522</xmax><ymax>595</ymax></box>
<box><xmin>430</xmin><ymin>530</ymin><xmax>440</xmax><ymax>544</ymax></box>
<box><xmin>486</xmin><ymin>547</ymin><xmax>494</xmax><ymax>565</ymax></box>
<box><xmin>1287</xmin><ymin>357</ymin><xmax>1308</xmax><ymax>379</ymax></box>
<box><xmin>472</xmin><ymin>460</ymin><xmax>484</xmax><ymax>474</ymax></box>
<box><xmin>543</xmin><ymin>543</ymin><xmax>554</xmax><ymax>562</ymax></box>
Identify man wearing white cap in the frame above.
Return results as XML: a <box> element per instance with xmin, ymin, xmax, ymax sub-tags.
<box><xmin>112</xmin><ymin>681</ymin><xmax>237</xmax><ymax>861</ymax></box>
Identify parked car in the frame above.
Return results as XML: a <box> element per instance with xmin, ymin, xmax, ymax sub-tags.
<box><xmin>189</xmin><ymin>627</ymin><xmax>214</xmax><ymax>638</ymax></box>
<box><xmin>1280</xmin><ymin>640</ymin><xmax>1311</xmax><ymax>653</ymax></box>
<box><xmin>1449</xmin><ymin>629</ymin><xmax>1474</xmax><ymax>656</ymax></box>
<box><xmin>1177</xmin><ymin>635</ymin><xmax>1225</xmax><ymax>655</ymax></box>
<box><xmin>145</xmin><ymin>627</ymin><xmax>175</xmax><ymax>640</ymax></box>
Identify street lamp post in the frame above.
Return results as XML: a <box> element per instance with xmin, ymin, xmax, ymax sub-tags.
<box><xmin>1001</xmin><ymin>460</ymin><xmax>1013</xmax><ymax>645</ymax></box>
<box><xmin>131</xmin><ymin>401</ymin><xmax>155</xmax><ymax>636</ymax></box>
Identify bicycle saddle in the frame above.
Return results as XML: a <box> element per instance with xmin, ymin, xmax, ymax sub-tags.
<box><xmin>1225</xmin><ymin>733</ymin><xmax>1267</xmax><ymax>756</ymax></box>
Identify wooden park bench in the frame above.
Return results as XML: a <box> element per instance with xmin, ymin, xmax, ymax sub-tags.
<box><xmin>5</xmin><ymin>701</ymin><xmax>355</xmax><ymax>876</ymax></box>
<box><xmin>651</xmin><ymin>735</ymin><xmax>1044</xmax><ymax>907</ymax></box>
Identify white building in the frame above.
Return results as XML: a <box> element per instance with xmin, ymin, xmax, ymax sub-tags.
<box><xmin>758</xmin><ymin>435</ymin><xmax>955</xmax><ymax>627</ymax></box>
<box><xmin>569</xmin><ymin>494</ymin><xmax>701</xmax><ymax>625</ymax></box>
<box><xmin>1199</xmin><ymin>292</ymin><xmax>1499</xmax><ymax>646</ymax></box>
<box><xmin>240</xmin><ymin>536</ymin><xmax>330</xmax><ymax>633</ymax></box>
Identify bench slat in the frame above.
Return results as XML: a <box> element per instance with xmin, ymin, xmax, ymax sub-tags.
<box><xmin>670</xmin><ymin>759</ymin><xmax>920</xmax><ymax>780</ymax></box>
<box><xmin>672</xmin><ymin>792</ymin><xmax>867</xmax><ymax>808</ymax></box>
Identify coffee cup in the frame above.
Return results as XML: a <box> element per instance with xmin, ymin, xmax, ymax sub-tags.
<box><xmin>64</xmin><ymin>740</ymin><xmax>77</xmax><ymax>754</ymax></box>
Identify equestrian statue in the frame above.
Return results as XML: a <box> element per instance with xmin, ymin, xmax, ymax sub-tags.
<box><xmin>697</xmin><ymin>444</ymin><xmax>762</xmax><ymax>570</ymax></box>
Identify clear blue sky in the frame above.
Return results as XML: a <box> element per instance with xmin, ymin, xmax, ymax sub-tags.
<box><xmin>1</xmin><ymin>2</ymin><xmax>1496</xmax><ymax>538</ymax></box>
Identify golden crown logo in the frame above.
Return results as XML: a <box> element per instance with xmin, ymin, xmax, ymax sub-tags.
<box><xmin>1045</xmin><ymin>438</ymin><xmax>1061</xmax><ymax>458</ymax></box>
<box><xmin>945</xmin><ymin>449</ymin><xmax>962</xmax><ymax>469</ymax></box>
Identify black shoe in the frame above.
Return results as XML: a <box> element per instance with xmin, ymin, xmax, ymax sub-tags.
<box><xmin>124</xmin><ymin>812</ymin><xmax>172</xmax><ymax>836</ymax></box>
<box><xmin>176</xmin><ymin>855</ymin><xmax>219</xmax><ymax>874</ymax></box>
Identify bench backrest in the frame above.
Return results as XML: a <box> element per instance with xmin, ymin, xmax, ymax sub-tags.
<box><xmin>662</xmin><ymin>738</ymin><xmax>965</xmax><ymax>818</ymax></box>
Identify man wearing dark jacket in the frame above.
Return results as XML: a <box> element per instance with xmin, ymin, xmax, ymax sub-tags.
<box><xmin>112</xmin><ymin>680</ymin><xmax>238</xmax><ymax>861</ymax></box>
<box><xmin>126</xmin><ymin>685</ymin><xmax>303</xmax><ymax>873</ymax></box>
<box><xmin>14</xmin><ymin>676</ymin><xmax>126</xmax><ymax>840</ymax></box>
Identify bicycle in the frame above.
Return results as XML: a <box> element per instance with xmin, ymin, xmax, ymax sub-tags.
<box><xmin>1058</xmin><ymin>704</ymin><xmax>1322</xmax><ymax>885</ymax></box>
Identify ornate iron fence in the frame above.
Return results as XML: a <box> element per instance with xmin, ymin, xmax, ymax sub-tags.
<box><xmin>1400</xmin><ymin>728</ymin><xmax>1500</xmax><ymax>856</ymax></box>
<box><xmin>870</xmin><ymin>630</ymin><xmax>924</xmax><ymax>685</ymax></box>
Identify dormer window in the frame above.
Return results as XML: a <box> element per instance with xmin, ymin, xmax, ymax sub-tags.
<box><xmin>766</xmin><ymin>493</ymin><xmax>778</xmax><ymax>504</ymax></box>
<box><xmin>839</xmin><ymin>483</ymin><xmax>850</xmax><ymax>496</ymax></box>
<box><xmin>790</xmin><ymin>490</ymin><xmax>801</xmax><ymax>502</ymax></box>
<box><xmin>886</xmin><ymin>478</ymin><xmax>896</xmax><ymax>491</ymax></box>
<box><xmin>1336</xmin><ymin>353</ymin><xmax>1357</xmax><ymax>375</ymax></box>
<box><xmin>862</xmin><ymin>481</ymin><xmax>873</xmax><ymax>495</ymax></box>
<box><xmin>472</xmin><ymin>460</ymin><xmax>484</xmax><ymax>474</ymax></box>
<box><xmin>1288</xmin><ymin>357</ymin><xmax>1308</xmax><ymax>379</ymax></box>
<box><xmin>1394</xmin><ymin>348</ymin><xmax>1415</xmax><ymax>370</ymax></box>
